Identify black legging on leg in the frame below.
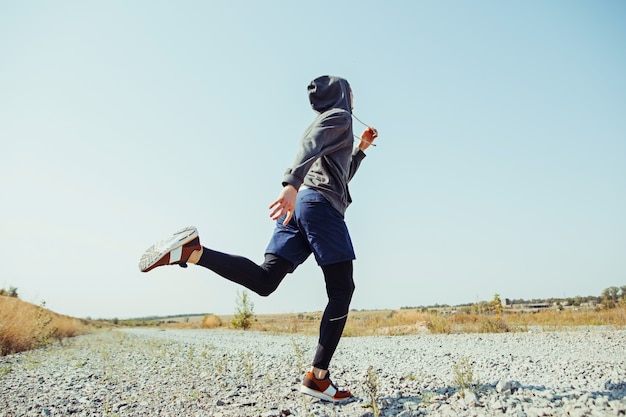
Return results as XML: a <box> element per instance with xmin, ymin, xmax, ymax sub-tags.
<box><xmin>197</xmin><ymin>248</ymin><xmax>354</xmax><ymax>371</ymax></box>
<box><xmin>312</xmin><ymin>260</ymin><xmax>355</xmax><ymax>370</ymax></box>
<box><xmin>196</xmin><ymin>248</ymin><xmax>292</xmax><ymax>297</ymax></box>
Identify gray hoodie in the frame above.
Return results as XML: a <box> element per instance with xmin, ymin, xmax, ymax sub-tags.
<box><xmin>282</xmin><ymin>76</ymin><xmax>366</xmax><ymax>216</ymax></box>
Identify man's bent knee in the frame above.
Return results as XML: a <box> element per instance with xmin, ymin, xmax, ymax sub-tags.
<box><xmin>257</xmin><ymin>254</ymin><xmax>292</xmax><ymax>297</ymax></box>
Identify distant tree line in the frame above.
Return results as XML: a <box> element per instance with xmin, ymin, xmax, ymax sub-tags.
<box><xmin>599</xmin><ymin>286</ymin><xmax>626</xmax><ymax>308</ymax></box>
<box><xmin>401</xmin><ymin>285</ymin><xmax>626</xmax><ymax>310</ymax></box>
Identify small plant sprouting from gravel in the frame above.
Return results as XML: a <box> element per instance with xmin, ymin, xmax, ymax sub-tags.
<box><xmin>404</xmin><ymin>369</ymin><xmax>425</xmax><ymax>383</ymax></box>
<box><xmin>290</xmin><ymin>337</ymin><xmax>306</xmax><ymax>375</ymax></box>
<box><xmin>300</xmin><ymin>386</ymin><xmax>310</xmax><ymax>417</ymax></box>
<box><xmin>452</xmin><ymin>356</ymin><xmax>479</xmax><ymax>397</ymax></box>
<box><xmin>210</xmin><ymin>350</ymin><xmax>258</xmax><ymax>388</ymax></box>
<box><xmin>187</xmin><ymin>345</ymin><xmax>195</xmax><ymax>361</ymax></box>
<box><xmin>362</xmin><ymin>365</ymin><xmax>381</xmax><ymax>417</ymax></box>
<box><xmin>290</xmin><ymin>338</ymin><xmax>310</xmax><ymax>415</ymax></box>
<box><xmin>0</xmin><ymin>364</ymin><xmax>11</xmax><ymax>377</ymax></box>
<box><xmin>420</xmin><ymin>390</ymin><xmax>436</xmax><ymax>404</ymax></box>
<box><xmin>237</xmin><ymin>351</ymin><xmax>255</xmax><ymax>385</ymax></box>
<box><xmin>215</xmin><ymin>353</ymin><xmax>227</xmax><ymax>375</ymax></box>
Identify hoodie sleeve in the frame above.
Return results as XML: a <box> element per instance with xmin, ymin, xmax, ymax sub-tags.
<box><xmin>348</xmin><ymin>148</ymin><xmax>366</xmax><ymax>182</ymax></box>
<box><xmin>282</xmin><ymin>110</ymin><xmax>351</xmax><ymax>189</ymax></box>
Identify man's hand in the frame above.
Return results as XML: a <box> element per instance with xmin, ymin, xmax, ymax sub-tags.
<box><xmin>358</xmin><ymin>127</ymin><xmax>378</xmax><ymax>151</ymax></box>
<box><xmin>269</xmin><ymin>184</ymin><xmax>298</xmax><ymax>225</ymax></box>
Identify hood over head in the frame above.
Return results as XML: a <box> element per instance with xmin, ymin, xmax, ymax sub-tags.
<box><xmin>307</xmin><ymin>75</ymin><xmax>352</xmax><ymax>114</ymax></box>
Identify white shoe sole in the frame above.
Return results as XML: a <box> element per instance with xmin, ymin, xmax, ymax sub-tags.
<box><xmin>139</xmin><ymin>226</ymin><xmax>198</xmax><ymax>272</ymax></box>
<box><xmin>299</xmin><ymin>385</ymin><xmax>351</xmax><ymax>403</ymax></box>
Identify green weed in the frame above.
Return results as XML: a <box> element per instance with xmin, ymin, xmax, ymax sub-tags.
<box><xmin>452</xmin><ymin>356</ymin><xmax>479</xmax><ymax>397</ymax></box>
<box><xmin>362</xmin><ymin>365</ymin><xmax>381</xmax><ymax>417</ymax></box>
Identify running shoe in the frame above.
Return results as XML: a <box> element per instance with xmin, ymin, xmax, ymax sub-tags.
<box><xmin>300</xmin><ymin>371</ymin><xmax>352</xmax><ymax>403</ymax></box>
<box><xmin>139</xmin><ymin>226</ymin><xmax>201</xmax><ymax>272</ymax></box>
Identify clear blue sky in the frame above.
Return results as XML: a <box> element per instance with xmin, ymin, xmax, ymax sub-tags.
<box><xmin>1</xmin><ymin>1</ymin><xmax>624</xmax><ymax>319</ymax></box>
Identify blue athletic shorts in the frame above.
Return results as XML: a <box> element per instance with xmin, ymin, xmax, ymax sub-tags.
<box><xmin>265</xmin><ymin>188</ymin><xmax>355</xmax><ymax>269</ymax></box>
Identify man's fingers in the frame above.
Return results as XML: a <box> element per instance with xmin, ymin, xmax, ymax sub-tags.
<box><xmin>269</xmin><ymin>205</ymin><xmax>283</xmax><ymax>220</ymax></box>
<box><xmin>366</xmin><ymin>127</ymin><xmax>378</xmax><ymax>138</ymax></box>
<box><xmin>269</xmin><ymin>199</ymin><xmax>280</xmax><ymax>210</ymax></box>
<box><xmin>282</xmin><ymin>210</ymin><xmax>293</xmax><ymax>226</ymax></box>
<box><xmin>269</xmin><ymin>185</ymin><xmax>297</xmax><ymax>223</ymax></box>
<box><xmin>269</xmin><ymin>199</ymin><xmax>294</xmax><ymax>222</ymax></box>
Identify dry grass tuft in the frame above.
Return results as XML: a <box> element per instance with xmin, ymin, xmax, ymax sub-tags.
<box><xmin>201</xmin><ymin>314</ymin><xmax>223</xmax><ymax>329</ymax></box>
<box><xmin>0</xmin><ymin>296</ymin><xmax>91</xmax><ymax>355</ymax></box>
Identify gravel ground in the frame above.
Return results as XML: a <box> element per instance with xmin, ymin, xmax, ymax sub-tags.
<box><xmin>1</xmin><ymin>327</ymin><xmax>625</xmax><ymax>417</ymax></box>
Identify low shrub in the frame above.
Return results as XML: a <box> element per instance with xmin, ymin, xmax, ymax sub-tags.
<box><xmin>201</xmin><ymin>314</ymin><xmax>222</xmax><ymax>329</ymax></box>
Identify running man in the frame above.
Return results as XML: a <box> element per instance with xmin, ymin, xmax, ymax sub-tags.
<box><xmin>139</xmin><ymin>75</ymin><xmax>378</xmax><ymax>402</ymax></box>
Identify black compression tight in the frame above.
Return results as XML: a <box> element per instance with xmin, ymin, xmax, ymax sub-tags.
<box><xmin>197</xmin><ymin>247</ymin><xmax>355</xmax><ymax>370</ymax></box>
<box><xmin>313</xmin><ymin>260</ymin><xmax>355</xmax><ymax>370</ymax></box>
<box><xmin>197</xmin><ymin>248</ymin><xmax>292</xmax><ymax>296</ymax></box>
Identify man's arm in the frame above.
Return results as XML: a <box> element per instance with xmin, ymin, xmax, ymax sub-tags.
<box><xmin>282</xmin><ymin>111</ymin><xmax>351</xmax><ymax>190</ymax></box>
<box><xmin>270</xmin><ymin>111</ymin><xmax>352</xmax><ymax>225</ymax></box>
<box><xmin>348</xmin><ymin>127</ymin><xmax>378</xmax><ymax>182</ymax></box>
